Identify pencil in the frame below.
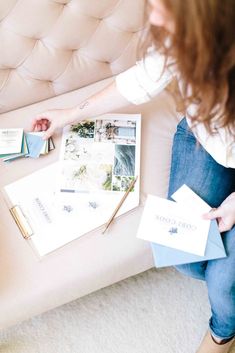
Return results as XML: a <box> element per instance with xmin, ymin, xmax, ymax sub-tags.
<box><xmin>102</xmin><ymin>175</ymin><xmax>138</xmax><ymax>234</ymax></box>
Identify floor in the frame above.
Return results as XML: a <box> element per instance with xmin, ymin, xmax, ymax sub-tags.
<box><xmin>0</xmin><ymin>267</ymin><xmax>234</xmax><ymax>353</ymax></box>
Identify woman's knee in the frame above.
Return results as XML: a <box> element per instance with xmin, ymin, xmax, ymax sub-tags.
<box><xmin>207</xmin><ymin>276</ymin><xmax>235</xmax><ymax>314</ymax></box>
<box><xmin>206</xmin><ymin>228</ymin><xmax>235</xmax><ymax>307</ymax></box>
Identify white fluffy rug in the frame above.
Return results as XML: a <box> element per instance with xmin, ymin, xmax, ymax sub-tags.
<box><xmin>0</xmin><ymin>268</ymin><xmax>234</xmax><ymax>353</ymax></box>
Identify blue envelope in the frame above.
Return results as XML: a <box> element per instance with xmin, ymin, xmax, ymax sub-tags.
<box><xmin>25</xmin><ymin>133</ymin><xmax>45</xmax><ymax>158</ymax></box>
<box><xmin>151</xmin><ymin>219</ymin><xmax>227</xmax><ymax>268</ymax></box>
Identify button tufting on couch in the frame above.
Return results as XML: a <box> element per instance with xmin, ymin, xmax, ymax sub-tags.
<box><xmin>0</xmin><ymin>0</ymin><xmax>145</xmax><ymax>113</ymax></box>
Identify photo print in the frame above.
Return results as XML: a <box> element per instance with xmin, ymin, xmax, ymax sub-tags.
<box><xmin>63</xmin><ymin>121</ymin><xmax>95</xmax><ymax>160</ymax></box>
<box><xmin>60</xmin><ymin>163</ymin><xmax>113</xmax><ymax>193</ymax></box>
<box><xmin>113</xmin><ymin>145</ymin><xmax>135</xmax><ymax>176</ymax></box>
<box><xmin>112</xmin><ymin>176</ymin><xmax>135</xmax><ymax>192</ymax></box>
<box><xmin>70</xmin><ymin>121</ymin><xmax>95</xmax><ymax>138</ymax></box>
<box><xmin>94</xmin><ymin>119</ymin><xmax>136</xmax><ymax>144</ymax></box>
<box><xmin>64</xmin><ymin>140</ymin><xmax>115</xmax><ymax>163</ymax></box>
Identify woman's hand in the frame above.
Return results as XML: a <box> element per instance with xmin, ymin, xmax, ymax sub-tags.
<box><xmin>203</xmin><ymin>192</ymin><xmax>235</xmax><ymax>232</ymax></box>
<box><xmin>31</xmin><ymin>108</ymin><xmax>77</xmax><ymax>139</ymax></box>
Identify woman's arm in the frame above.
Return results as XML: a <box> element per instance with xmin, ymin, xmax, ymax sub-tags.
<box><xmin>31</xmin><ymin>50</ymin><xmax>174</xmax><ymax>139</ymax></box>
<box><xmin>31</xmin><ymin>80</ymin><xmax>130</xmax><ymax>139</ymax></box>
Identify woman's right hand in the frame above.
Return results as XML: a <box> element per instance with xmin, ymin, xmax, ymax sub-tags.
<box><xmin>203</xmin><ymin>192</ymin><xmax>235</xmax><ymax>232</ymax></box>
<box><xmin>31</xmin><ymin>108</ymin><xmax>78</xmax><ymax>139</ymax></box>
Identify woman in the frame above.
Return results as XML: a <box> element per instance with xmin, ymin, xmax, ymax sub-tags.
<box><xmin>31</xmin><ymin>1</ymin><xmax>235</xmax><ymax>352</ymax></box>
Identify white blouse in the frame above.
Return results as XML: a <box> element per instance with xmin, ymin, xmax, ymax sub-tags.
<box><xmin>116</xmin><ymin>50</ymin><xmax>235</xmax><ymax>168</ymax></box>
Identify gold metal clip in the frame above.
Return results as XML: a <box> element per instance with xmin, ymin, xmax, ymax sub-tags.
<box><xmin>10</xmin><ymin>205</ymin><xmax>33</xmax><ymax>239</ymax></box>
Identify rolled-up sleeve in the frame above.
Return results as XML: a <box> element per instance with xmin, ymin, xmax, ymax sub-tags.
<box><xmin>115</xmin><ymin>49</ymin><xmax>174</xmax><ymax>105</ymax></box>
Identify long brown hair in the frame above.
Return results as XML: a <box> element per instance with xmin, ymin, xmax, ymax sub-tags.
<box><xmin>146</xmin><ymin>0</ymin><xmax>235</xmax><ymax>133</ymax></box>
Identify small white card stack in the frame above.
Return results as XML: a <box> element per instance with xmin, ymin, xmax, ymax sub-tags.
<box><xmin>0</xmin><ymin>128</ymin><xmax>55</xmax><ymax>162</ymax></box>
<box><xmin>0</xmin><ymin>128</ymin><xmax>24</xmax><ymax>155</ymax></box>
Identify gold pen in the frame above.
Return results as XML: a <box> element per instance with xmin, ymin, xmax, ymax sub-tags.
<box><xmin>102</xmin><ymin>176</ymin><xmax>138</xmax><ymax>234</ymax></box>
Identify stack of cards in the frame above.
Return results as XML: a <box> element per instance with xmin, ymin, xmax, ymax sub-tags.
<box><xmin>137</xmin><ymin>185</ymin><xmax>226</xmax><ymax>267</ymax></box>
<box><xmin>25</xmin><ymin>132</ymin><xmax>55</xmax><ymax>159</ymax></box>
<box><xmin>0</xmin><ymin>128</ymin><xmax>54</xmax><ymax>162</ymax></box>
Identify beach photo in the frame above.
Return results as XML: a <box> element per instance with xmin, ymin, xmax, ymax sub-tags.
<box><xmin>94</xmin><ymin>119</ymin><xmax>136</xmax><ymax>144</ymax></box>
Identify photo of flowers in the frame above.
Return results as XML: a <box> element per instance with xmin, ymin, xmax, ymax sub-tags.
<box><xmin>112</xmin><ymin>176</ymin><xmax>135</xmax><ymax>192</ymax></box>
<box><xmin>60</xmin><ymin>163</ymin><xmax>113</xmax><ymax>193</ymax></box>
<box><xmin>64</xmin><ymin>140</ymin><xmax>115</xmax><ymax>163</ymax></box>
<box><xmin>70</xmin><ymin>121</ymin><xmax>95</xmax><ymax>138</ymax></box>
<box><xmin>94</xmin><ymin>119</ymin><xmax>136</xmax><ymax>144</ymax></box>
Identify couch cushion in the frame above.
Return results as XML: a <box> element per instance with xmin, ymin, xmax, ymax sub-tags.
<box><xmin>0</xmin><ymin>77</ymin><xmax>180</xmax><ymax>329</ymax></box>
<box><xmin>0</xmin><ymin>0</ymin><xmax>145</xmax><ymax>113</ymax></box>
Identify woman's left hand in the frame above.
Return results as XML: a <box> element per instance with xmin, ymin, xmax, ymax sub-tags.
<box><xmin>203</xmin><ymin>192</ymin><xmax>235</xmax><ymax>232</ymax></box>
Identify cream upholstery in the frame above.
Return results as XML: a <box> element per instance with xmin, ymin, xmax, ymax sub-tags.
<box><xmin>0</xmin><ymin>0</ymin><xmax>144</xmax><ymax>113</ymax></box>
<box><xmin>0</xmin><ymin>0</ymin><xmax>180</xmax><ymax>329</ymax></box>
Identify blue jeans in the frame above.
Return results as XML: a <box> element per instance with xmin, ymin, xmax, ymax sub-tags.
<box><xmin>167</xmin><ymin>118</ymin><xmax>235</xmax><ymax>340</ymax></box>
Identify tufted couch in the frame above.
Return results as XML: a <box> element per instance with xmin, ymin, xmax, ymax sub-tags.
<box><xmin>0</xmin><ymin>0</ymin><xmax>179</xmax><ymax>329</ymax></box>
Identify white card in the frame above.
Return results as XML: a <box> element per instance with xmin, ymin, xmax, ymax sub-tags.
<box><xmin>0</xmin><ymin>128</ymin><xmax>23</xmax><ymax>155</ymax></box>
<box><xmin>137</xmin><ymin>191</ymin><xmax>210</xmax><ymax>256</ymax></box>
<box><xmin>171</xmin><ymin>184</ymin><xmax>211</xmax><ymax>214</ymax></box>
